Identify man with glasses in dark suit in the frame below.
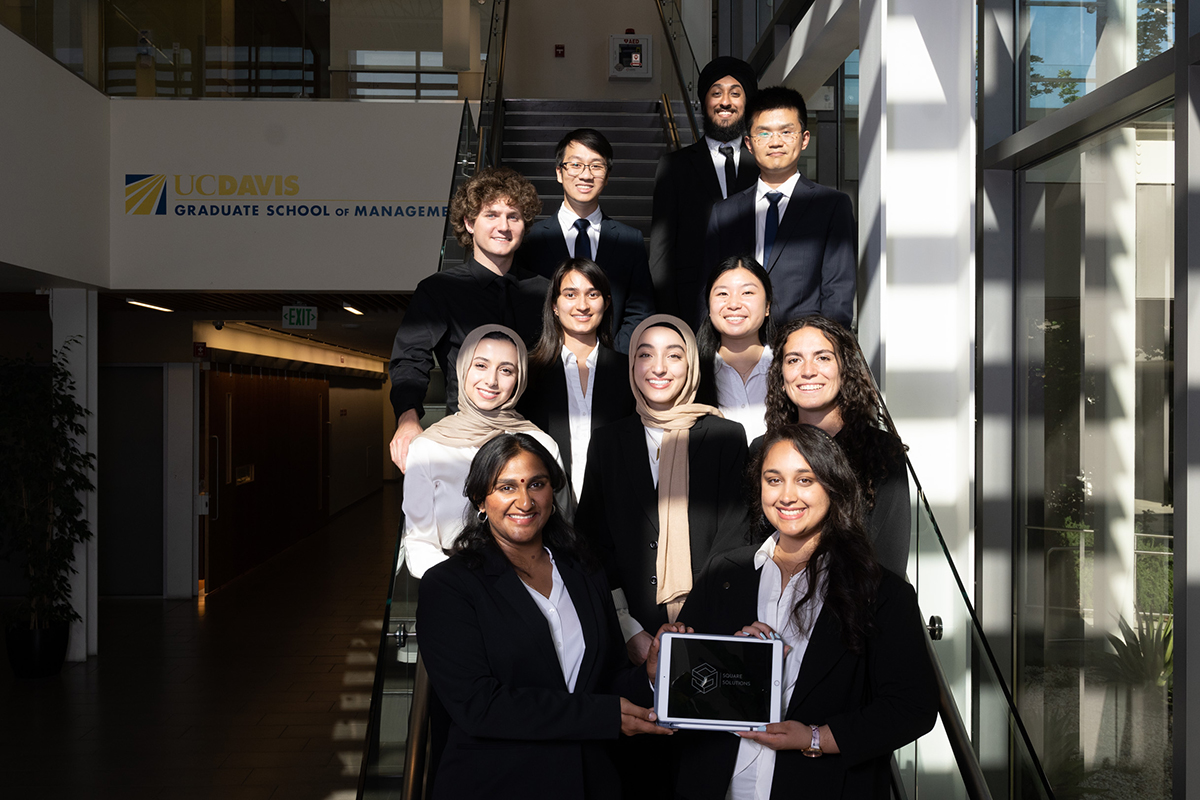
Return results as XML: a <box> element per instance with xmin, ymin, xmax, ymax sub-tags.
<box><xmin>704</xmin><ymin>85</ymin><xmax>856</xmax><ymax>328</ymax></box>
<box><xmin>515</xmin><ymin>128</ymin><xmax>654</xmax><ymax>353</ymax></box>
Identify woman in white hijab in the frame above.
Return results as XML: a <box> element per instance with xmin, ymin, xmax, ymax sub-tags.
<box><xmin>401</xmin><ymin>324</ymin><xmax>562</xmax><ymax>578</ymax></box>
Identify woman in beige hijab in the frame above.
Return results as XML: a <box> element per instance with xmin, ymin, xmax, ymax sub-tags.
<box><xmin>401</xmin><ymin>324</ymin><xmax>563</xmax><ymax>578</ymax></box>
<box><xmin>576</xmin><ymin>315</ymin><xmax>751</xmax><ymax>664</ymax></box>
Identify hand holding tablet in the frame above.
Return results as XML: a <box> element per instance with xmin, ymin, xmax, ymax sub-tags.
<box><xmin>652</xmin><ymin>632</ymin><xmax>786</xmax><ymax>732</ymax></box>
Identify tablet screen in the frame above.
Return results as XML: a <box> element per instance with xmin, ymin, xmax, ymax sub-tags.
<box><xmin>664</xmin><ymin>636</ymin><xmax>775</xmax><ymax>723</ymax></box>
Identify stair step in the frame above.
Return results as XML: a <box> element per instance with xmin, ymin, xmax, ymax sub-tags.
<box><xmin>506</xmin><ymin>98</ymin><xmax>664</xmax><ymax>114</ymax></box>
<box><xmin>504</xmin><ymin>112</ymin><xmax>663</xmax><ymax>129</ymax></box>
<box><xmin>503</xmin><ymin>144</ymin><xmax>670</xmax><ymax>163</ymax></box>
<box><xmin>500</xmin><ymin>127</ymin><xmax>671</xmax><ymax>144</ymax></box>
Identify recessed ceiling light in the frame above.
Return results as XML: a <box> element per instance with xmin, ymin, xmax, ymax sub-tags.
<box><xmin>343</xmin><ymin>302</ymin><xmax>364</xmax><ymax>316</ymax></box>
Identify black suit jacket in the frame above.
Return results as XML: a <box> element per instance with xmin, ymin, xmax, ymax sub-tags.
<box><xmin>575</xmin><ymin>414</ymin><xmax>751</xmax><ymax>630</ymax></box>
<box><xmin>417</xmin><ymin>546</ymin><xmax>654</xmax><ymax>800</ymax></box>
<box><xmin>650</xmin><ymin>140</ymin><xmax>759</xmax><ymax>320</ymax></box>
<box><xmin>704</xmin><ymin>174</ymin><xmax>856</xmax><ymax>328</ymax></box>
<box><xmin>672</xmin><ymin>546</ymin><xmax>938</xmax><ymax>799</ymax></box>
<box><xmin>517</xmin><ymin>346</ymin><xmax>634</xmax><ymax>495</ymax></box>
<box><xmin>515</xmin><ymin>214</ymin><xmax>655</xmax><ymax>353</ymax></box>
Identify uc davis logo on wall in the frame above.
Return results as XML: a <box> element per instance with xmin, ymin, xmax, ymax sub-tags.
<box><xmin>125</xmin><ymin>174</ymin><xmax>167</xmax><ymax>215</ymax></box>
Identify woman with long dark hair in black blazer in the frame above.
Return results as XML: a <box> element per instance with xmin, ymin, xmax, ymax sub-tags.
<box><xmin>417</xmin><ymin>433</ymin><xmax>672</xmax><ymax>800</ymax></box>
<box><xmin>576</xmin><ymin>315</ymin><xmax>750</xmax><ymax>666</ymax></box>
<box><xmin>761</xmin><ymin>315</ymin><xmax>911</xmax><ymax>576</ymax></box>
<box><xmin>665</xmin><ymin>424</ymin><xmax>936</xmax><ymax>799</ymax></box>
<box><xmin>521</xmin><ymin>258</ymin><xmax>635</xmax><ymax>500</ymax></box>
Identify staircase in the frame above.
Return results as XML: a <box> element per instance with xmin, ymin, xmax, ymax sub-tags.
<box><xmin>501</xmin><ymin>99</ymin><xmax>697</xmax><ymax>242</ymax></box>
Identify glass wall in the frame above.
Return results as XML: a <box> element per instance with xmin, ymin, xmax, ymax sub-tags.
<box><xmin>1</xmin><ymin>0</ymin><xmax>489</xmax><ymax>99</ymax></box>
<box><xmin>1016</xmin><ymin>103</ymin><xmax>1174</xmax><ymax>798</ymax></box>
<box><xmin>1020</xmin><ymin>0</ymin><xmax>1175</xmax><ymax>125</ymax></box>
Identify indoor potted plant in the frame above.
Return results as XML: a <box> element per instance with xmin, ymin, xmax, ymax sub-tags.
<box><xmin>0</xmin><ymin>339</ymin><xmax>95</xmax><ymax>678</ymax></box>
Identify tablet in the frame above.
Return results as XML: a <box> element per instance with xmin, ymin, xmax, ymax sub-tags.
<box><xmin>653</xmin><ymin>632</ymin><xmax>784</xmax><ymax>731</ymax></box>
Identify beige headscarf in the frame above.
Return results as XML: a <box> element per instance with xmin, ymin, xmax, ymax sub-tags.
<box><xmin>416</xmin><ymin>324</ymin><xmax>543</xmax><ymax>448</ymax></box>
<box><xmin>628</xmin><ymin>315</ymin><xmax>723</xmax><ymax>621</ymax></box>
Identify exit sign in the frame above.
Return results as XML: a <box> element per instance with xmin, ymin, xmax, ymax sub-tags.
<box><xmin>282</xmin><ymin>306</ymin><xmax>318</xmax><ymax>329</ymax></box>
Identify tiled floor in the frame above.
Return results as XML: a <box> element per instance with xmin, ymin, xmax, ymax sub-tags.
<box><xmin>0</xmin><ymin>484</ymin><xmax>403</xmax><ymax>800</ymax></box>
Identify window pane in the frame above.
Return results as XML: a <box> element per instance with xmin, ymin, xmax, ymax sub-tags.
<box><xmin>1021</xmin><ymin>1</ymin><xmax>1175</xmax><ymax>126</ymax></box>
<box><xmin>1017</xmin><ymin>103</ymin><xmax>1174</xmax><ymax>798</ymax></box>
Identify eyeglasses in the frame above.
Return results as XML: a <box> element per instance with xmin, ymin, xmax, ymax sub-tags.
<box><xmin>750</xmin><ymin>130</ymin><xmax>803</xmax><ymax>142</ymax></box>
<box><xmin>559</xmin><ymin>161</ymin><xmax>609</xmax><ymax>176</ymax></box>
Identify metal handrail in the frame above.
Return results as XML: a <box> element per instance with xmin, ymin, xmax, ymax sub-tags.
<box><xmin>925</xmin><ymin>623</ymin><xmax>993</xmax><ymax>800</ymax></box>
<box><xmin>485</xmin><ymin>0</ymin><xmax>512</xmax><ymax>168</ymax></box>
<box><xmin>653</xmin><ymin>0</ymin><xmax>700</xmax><ymax>141</ymax></box>
<box><xmin>661</xmin><ymin>92</ymin><xmax>683</xmax><ymax>151</ymax></box>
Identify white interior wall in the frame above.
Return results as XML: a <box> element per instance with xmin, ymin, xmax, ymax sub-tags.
<box><xmin>504</xmin><ymin>0</ymin><xmax>668</xmax><ymax>100</ymax></box>
<box><xmin>0</xmin><ymin>25</ymin><xmax>109</xmax><ymax>286</ymax></box>
<box><xmin>329</xmin><ymin>382</ymin><xmax>388</xmax><ymax>514</ymax></box>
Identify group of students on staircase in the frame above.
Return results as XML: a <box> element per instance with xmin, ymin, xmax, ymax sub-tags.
<box><xmin>386</xmin><ymin>56</ymin><xmax>935</xmax><ymax>800</ymax></box>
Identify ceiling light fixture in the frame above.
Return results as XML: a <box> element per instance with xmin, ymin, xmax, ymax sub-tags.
<box><xmin>126</xmin><ymin>298</ymin><xmax>174</xmax><ymax>313</ymax></box>
<box><xmin>343</xmin><ymin>302</ymin><xmax>364</xmax><ymax>316</ymax></box>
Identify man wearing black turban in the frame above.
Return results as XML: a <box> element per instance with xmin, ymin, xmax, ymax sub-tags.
<box><xmin>649</xmin><ymin>57</ymin><xmax>760</xmax><ymax>326</ymax></box>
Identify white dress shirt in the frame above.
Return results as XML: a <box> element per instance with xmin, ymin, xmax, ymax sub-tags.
<box><xmin>557</xmin><ymin>203</ymin><xmax>603</xmax><ymax>260</ymax></box>
<box><xmin>727</xmin><ymin>534</ymin><xmax>825</xmax><ymax>800</ymax></box>
<box><xmin>714</xmin><ymin>346</ymin><xmax>772</xmax><ymax>443</ymax></box>
<box><xmin>561</xmin><ymin>344</ymin><xmax>599</xmax><ymax>498</ymax></box>
<box><xmin>753</xmin><ymin>173</ymin><xmax>802</xmax><ymax>265</ymax></box>
<box><xmin>399</xmin><ymin>429</ymin><xmax>564</xmax><ymax>578</ymax></box>
<box><xmin>706</xmin><ymin>136</ymin><xmax>745</xmax><ymax>199</ymax></box>
<box><xmin>521</xmin><ymin>549</ymin><xmax>586</xmax><ymax>692</ymax></box>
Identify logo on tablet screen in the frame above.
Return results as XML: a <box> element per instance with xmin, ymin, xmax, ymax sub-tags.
<box><xmin>691</xmin><ymin>663</ymin><xmax>719</xmax><ymax>694</ymax></box>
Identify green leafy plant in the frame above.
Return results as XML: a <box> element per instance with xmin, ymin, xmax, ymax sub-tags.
<box><xmin>0</xmin><ymin>340</ymin><xmax>95</xmax><ymax>629</ymax></box>
<box><xmin>1095</xmin><ymin>611</ymin><xmax>1173</xmax><ymax>689</ymax></box>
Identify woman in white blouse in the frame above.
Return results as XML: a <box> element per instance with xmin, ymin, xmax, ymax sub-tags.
<box><xmin>400</xmin><ymin>324</ymin><xmax>562</xmax><ymax>578</ymax></box>
<box><xmin>521</xmin><ymin>258</ymin><xmax>634</xmax><ymax>500</ymax></box>
<box><xmin>696</xmin><ymin>255</ymin><xmax>775</xmax><ymax>443</ymax></box>
<box><xmin>666</xmin><ymin>424</ymin><xmax>936</xmax><ymax>799</ymax></box>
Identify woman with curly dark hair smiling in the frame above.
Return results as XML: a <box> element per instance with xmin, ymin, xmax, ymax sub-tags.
<box><xmin>665</xmin><ymin>424</ymin><xmax>936</xmax><ymax>799</ymax></box>
<box><xmin>760</xmin><ymin>315</ymin><xmax>910</xmax><ymax>576</ymax></box>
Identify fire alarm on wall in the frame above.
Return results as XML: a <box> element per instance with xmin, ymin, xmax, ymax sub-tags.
<box><xmin>555</xmin><ymin>44</ymin><xmax>564</xmax><ymax>57</ymax></box>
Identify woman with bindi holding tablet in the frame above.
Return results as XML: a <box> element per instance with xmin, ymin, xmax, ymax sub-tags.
<box><xmin>576</xmin><ymin>315</ymin><xmax>750</xmax><ymax>665</ymax></box>
<box><xmin>416</xmin><ymin>434</ymin><xmax>672</xmax><ymax>799</ymax></box>
<box><xmin>763</xmin><ymin>315</ymin><xmax>911</xmax><ymax>576</ymax></box>
<box><xmin>521</xmin><ymin>258</ymin><xmax>635</xmax><ymax>501</ymax></box>
<box><xmin>665</xmin><ymin>424</ymin><xmax>936</xmax><ymax>799</ymax></box>
<box><xmin>400</xmin><ymin>324</ymin><xmax>563</xmax><ymax>579</ymax></box>
<box><xmin>695</xmin><ymin>255</ymin><xmax>775</xmax><ymax>443</ymax></box>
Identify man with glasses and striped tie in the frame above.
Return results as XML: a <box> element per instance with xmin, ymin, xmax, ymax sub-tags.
<box><xmin>703</xmin><ymin>86</ymin><xmax>856</xmax><ymax>329</ymax></box>
<box><xmin>515</xmin><ymin>128</ymin><xmax>655</xmax><ymax>353</ymax></box>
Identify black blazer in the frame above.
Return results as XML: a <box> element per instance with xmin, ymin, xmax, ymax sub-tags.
<box><xmin>417</xmin><ymin>546</ymin><xmax>654</xmax><ymax>800</ymax></box>
<box><xmin>518</xmin><ymin>345</ymin><xmax>634</xmax><ymax>495</ymax></box>
<box><xmin>650</xmin><ymin>140</ymin><xmax>759</xmax><ymax>321</ymax></box>
<box><xmin>515</xmin><ymin>214</ymin><xmax>655</xmax><ymax>353</ymax></box>
<box><xmin>575</xmin><ymin>414</ymin><xmax>751</xmax><ymax>630</ymax></box>
<box><xmin>673</xmin><ymin>546</ymin><xmax>938</xmax><ymax>799</ymax></box>
<box><xmin>703</xmin><ymin>174</ymin><xmax>856</xmax><ymax>328</ymax></box>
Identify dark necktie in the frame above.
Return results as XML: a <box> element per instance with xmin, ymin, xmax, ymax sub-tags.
<box><xmin>718</xmin><ymin>145</ymin><xmax>737</xmax><ymax>198</ymax></box>
<box><xmin>763</xmin><ymin>191</ymin><xmax>783</xmax><ymax>266</ymax></box>
<box><xmin>573</xmin><ymin>218</ymin><xmax>592</xmax><ymax>261</ymax></box>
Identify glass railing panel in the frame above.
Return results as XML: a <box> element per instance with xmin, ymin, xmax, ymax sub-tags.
<box><xmin>907</xmin><ymin>465</ymin><xmax>1056</xmax><ymax>800</ymax></box>
<box><xmin>438</xmin><ymin>100</ymin><xmax>478</xmax><ymax>272</ymax></box>
<box><xmin>359</xmin><ymin>534</ymin><xmax>421</xmax><ymax>799</ymax></box>
<box><xmin>654</xmin><ymin>0</ymin><xmax>701</xmax><ymax>144</ymax></box>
